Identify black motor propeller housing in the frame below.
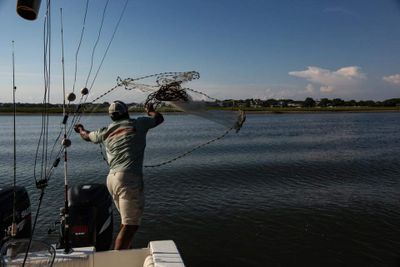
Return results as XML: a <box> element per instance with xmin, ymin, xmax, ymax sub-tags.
<box><xmin>59</xmin><ymin>183</ymin><xmax>113</xmax><ymax>251</ymax></box>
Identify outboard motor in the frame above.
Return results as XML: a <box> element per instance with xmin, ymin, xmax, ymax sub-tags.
<box><xmin>0</xmin><ymin>186</ymin><xmax>31</xmax><ymax>247</ymax></box>
<box><xmin>59</xmin><ymin>184</ymin><xmax>113</xmax><ymax>251</ymax></box>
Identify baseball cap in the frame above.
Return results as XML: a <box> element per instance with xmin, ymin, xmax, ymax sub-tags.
<box><xmin>109</xmin><ymin>101</ymin><xmax>128</xmax><ymax>115</ymax></box>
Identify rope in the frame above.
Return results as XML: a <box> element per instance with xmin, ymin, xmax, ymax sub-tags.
<box><xmin>144</xmin><ymin>82</ymin><xmax>189</xmax><ymax>108</ymax></box>
<box><xmin>144</xmin><ymin>128</ymin><xmax>233</xmax><ymax>168</ymax></box>
<box><xmin>97</xmin><ymin>128</ymin><xmax>234</xmax><ymax>168</ymax></box>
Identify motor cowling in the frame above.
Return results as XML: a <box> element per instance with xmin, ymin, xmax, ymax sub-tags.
<box><xmin>59</xmin><ymin>184</ymin><xmax>113</xmax><ymax>251</ymax></box>
<box><xmin>0</xmin><ymin>186</ymin><xmax>31</xmax><ymax>247</ymax></box>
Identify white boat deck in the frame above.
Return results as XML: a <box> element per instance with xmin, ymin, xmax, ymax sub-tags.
<box><xmin>1</xmin><ymin>240</ymin><xmax>185</xmax><ymax>267</ymax></box>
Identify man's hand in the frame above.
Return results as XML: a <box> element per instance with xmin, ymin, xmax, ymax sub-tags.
<box><xmin>145</xmin><ymin>104</ymin><xmax>155</xmax><ymax>115</ymax></box>
<box><xmin>74</xmin><ymin>124</ymin><xmax>91</xmax><ymax>141</ymax></box>
<box><xmin>145</xmin><ymin>103</ymin><xmax>164</xmax><ymax>126</ymax></box>
<box><xmin>74</xmin><ymin>124</ymin><xmax>84</xmax><ymax>133</ymax></box>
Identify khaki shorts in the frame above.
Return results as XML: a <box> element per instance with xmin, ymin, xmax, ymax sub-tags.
<box><xmin>106</xmin><ymin>172</ymin><xmax>144</xmax><ymax>225</ymax></box>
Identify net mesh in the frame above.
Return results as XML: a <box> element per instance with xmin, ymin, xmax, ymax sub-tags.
<box><xmin>117</xmin><ymin>71</ymin><xmax>246</xmax><ymax>131</ymax></box>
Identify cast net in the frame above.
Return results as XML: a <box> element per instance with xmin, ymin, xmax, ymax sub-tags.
<box><xmin>67</xmin><ymin>71</ymin><xmax>246</xmax><ymax>167</ymax></box>
<box><xmin>116</xmin><ymin>71</ymin><xmax>246</xmax><ymax>132</ymax></box>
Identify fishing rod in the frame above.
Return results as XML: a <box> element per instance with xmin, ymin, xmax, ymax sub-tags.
<box><xmin>60</xmin><ymin>8</ymin><xmax>72</xmax><ymax>254</ymax></box>
<box><xmin>11</xmin><ymin>40</ymin><xmax>17</xmax><ymax>238</ymax></box>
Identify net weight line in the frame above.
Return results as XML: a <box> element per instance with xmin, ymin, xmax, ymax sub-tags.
<box><xmin>97</xmin><ymin>128</ymin><xmax>233</xmax><ymax>168</ymax></box>
<box><xmin>144</xmin><ymin>128</ymin><xmax>233</xmax><ymax>168</ymax></box>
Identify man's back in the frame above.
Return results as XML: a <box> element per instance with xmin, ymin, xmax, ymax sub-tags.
<box><xmin>89</xmin><ymin>117</ymin><xmax>158</xmax><ymax>175</ymax></box>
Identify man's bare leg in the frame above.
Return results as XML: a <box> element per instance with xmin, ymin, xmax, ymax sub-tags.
<box><xmin>114</xmin><ymin>224</ymin><xmax>139</xmax><ymax>250</ymax></box>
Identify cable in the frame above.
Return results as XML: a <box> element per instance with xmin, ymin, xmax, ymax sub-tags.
<box><xmin>87</xmin><ymin>0</ymin><xmax>129</xmax><ymax>92</ymax></box>
<box><xmin>84</xmin><ymin>0</ymin><xmax>110</xmax><ymax>88</ymax></box>
<box><xmin>25</xmin><ymin>1</ymin><xmax>52</xmax><ymax>265</ymax></box>
<box><xmin>22</xmin><ymin>189</ymin><xmax>45</xmax><ymax>266</ymax></box>
<box><xmin>72</xmin><ymin>0</ymin><xmax>90</xmax><ymax>93</ymax></box>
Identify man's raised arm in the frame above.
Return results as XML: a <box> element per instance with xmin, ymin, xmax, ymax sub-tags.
<box><xmin>145</xmin><ymin>104</ymin><xmax>164</xmax><ymax>126</ymax></box>
<box><xmin>74</xmin><ymin>124</ymin><xmax>91</xmax><ymax>141</ymax></box>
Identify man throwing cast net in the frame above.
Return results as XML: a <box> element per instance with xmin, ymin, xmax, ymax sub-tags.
<box><xmin>74</xmin><ymin>101</ymin><xmax>164</xmax><ymax>249</ymax></box>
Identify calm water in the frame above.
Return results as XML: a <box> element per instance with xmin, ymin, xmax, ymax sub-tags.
<box><xmin>1</xmin><ymin>112</ymin><xmax>400</xmax><ymax>267</ymax></box>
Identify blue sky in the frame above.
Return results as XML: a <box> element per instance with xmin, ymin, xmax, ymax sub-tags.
<box><xmin>0</xmin><ymin>0</ymin><xmax>400</xmax><ymax>103</ymax></box>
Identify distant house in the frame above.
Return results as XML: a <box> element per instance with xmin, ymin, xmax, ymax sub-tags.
<box><xmin>287</xmin><ymin>101</ymin><xmax>302</xmax><ymax>108</ymax></box>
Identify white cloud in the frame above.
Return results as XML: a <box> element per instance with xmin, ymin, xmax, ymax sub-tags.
<box><xmin>289</xmin><ymin>66</ymin><xmax>366</xmax><ymax>94</ymax></box>
<box><xmin>336</xmin><ymin>66</ymin><xmax>363</xmax><ymax>77</ymax></box>
<box><xmin>383</xmin><ymin>74</ymin><xmax>400</xmax><ymax>85</ymax></box>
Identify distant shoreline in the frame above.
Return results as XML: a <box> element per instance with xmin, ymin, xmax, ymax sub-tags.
<box><xmin>1</xmin><ymin>106</ymin><xmax>400</xmax><ymax>115</ymax></box>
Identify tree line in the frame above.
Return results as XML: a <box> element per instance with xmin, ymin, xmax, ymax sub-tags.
<box><xmin>1</xmin><ymin>97</ymin><xmax>400</xmax><ymax>112</ymax></box>
<box><xmin>219</xmin><ymin>97</ymin><xmax>400</xmax><ymax>108</ymax></box>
